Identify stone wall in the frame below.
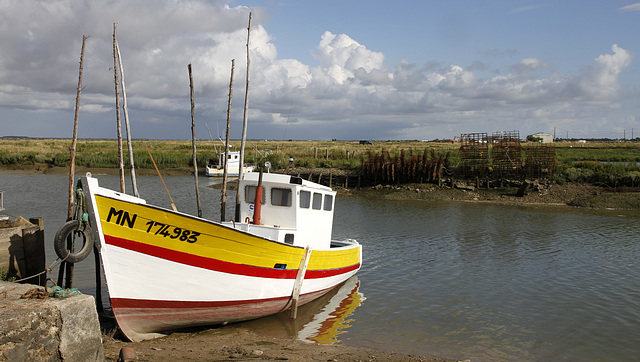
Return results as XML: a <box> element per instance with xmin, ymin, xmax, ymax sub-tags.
<box><xmin>0</xmin><ymin>281</ymin><xmax>103</xmax><ymax>361</ymax></box>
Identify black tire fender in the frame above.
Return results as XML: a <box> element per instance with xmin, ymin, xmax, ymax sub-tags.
<box><xmin>54</xmin><ymin>219</ymin><xmax>93</xmax><ymax>263</ymax></box>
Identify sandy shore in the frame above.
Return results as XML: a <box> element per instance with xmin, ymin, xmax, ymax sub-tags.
<box><xmin>101</xmin><ymin>325</ymin><xmax>455</xmax><ymax>361</ymax></box>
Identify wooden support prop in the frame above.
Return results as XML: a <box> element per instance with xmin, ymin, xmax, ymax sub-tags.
<box><xmin>290</xmin><ymin>246</ymin><xmax>312</xmax><ymax>319</ymax></box>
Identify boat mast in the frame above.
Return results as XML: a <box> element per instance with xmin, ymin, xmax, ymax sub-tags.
<box><xmin>68</xmin><ymin>35</ymin><xmax>86</xmax><ymax>220</ymax></box>
<box><xmin>188</xmin><ymin>64</ymin><xmax>202</xmax><ymax>217</ymax></box>
<box><xmin>113</xmin><ymin>23</ymin><xmax>125</xmax><ymax>194</ymax></box>
<box><xmin>236</xmin><ymin>11</ymin><xmax>251</xmax><ymax>222</ymax></box>
<box><xmin>116</xmin><ymin>40</ymin><xmax>139</xmax><ymax>197</ymax></box>
<box><xmin>221</xmin><ymin>59</ymin><xmax>234</xmax><ymax>221</ymax></box>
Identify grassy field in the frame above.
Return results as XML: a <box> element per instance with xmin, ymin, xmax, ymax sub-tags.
<box><xmin>2</xmin><ymin>138</ymin><xmax>640</xmax><ymax>187</ymax></box>
<box><xmin>0</xmin><ymin>138</ymin><xmax>455</xmax><ymax>171</ymax></box>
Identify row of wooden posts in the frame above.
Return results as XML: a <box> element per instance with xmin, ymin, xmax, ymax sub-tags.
<box><xmin>361</xmin><ymin>149</ymin><xmax>448</xmax><ymax>185</ymax></box>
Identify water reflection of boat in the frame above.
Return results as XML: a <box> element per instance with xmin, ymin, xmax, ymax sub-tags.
<box><xmin>236</xmin><ymin>276</ymin><xmax>364</xmax><ymax>344</ymax></box>
<box><xmin>298</xmin><ymin>275</ymin><xmax>364</xmax><ymax>344</ymax></box>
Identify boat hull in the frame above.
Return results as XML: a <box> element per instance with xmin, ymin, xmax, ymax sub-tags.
<box><xmin>81</xmin><ymin>176</ymin><xmax>361</xmax><ymax>341</ymax></box>
<box><xmin>205</xmin><ymin>165</ymin><xmax>254</xmax><ymax>177</ymax></box>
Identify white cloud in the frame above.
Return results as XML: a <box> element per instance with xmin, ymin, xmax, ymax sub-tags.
<box><xmin>578</xmin><ymin>44</ymin><xmax>632</xmax><ymax>99</ymax></box>
<box><xmin>0</xmin><ymin>0</ymin><xmax>636</xmax><ymax>141</ymax></box>
<box><xmin>619</xmin><ymin>3</ymin><xmax>640</xmax><ymax>12</ymax></box>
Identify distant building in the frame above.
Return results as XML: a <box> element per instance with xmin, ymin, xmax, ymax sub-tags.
<box><xmin>528</xmin><ymin>132</ymin><xmax>554</xmax><ymax>143</ymax></box>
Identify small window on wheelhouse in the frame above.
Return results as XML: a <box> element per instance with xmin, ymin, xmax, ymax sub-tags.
<box><xmin>312</xmin><ymin>193</ymin><xmax>322</xmax><ymax>210</ymax></box>
<box><xmin>324</xmin><ymin>194</ymin><xmax>333</xmax><ymax>211</ymax></box>
<box><xmin>244</xmin><ymin>185</ymin><xmax>266</xmax><ymax>204</ymax></box>
<box><xmin>300</xmin><ymin>191</ymin><xmax>311</xmax><ymax>208</ymax></box>
<box><xmin>271</xmin><ymin>188</ymin><xmax>292</xmax><ymax>207</ymax></box>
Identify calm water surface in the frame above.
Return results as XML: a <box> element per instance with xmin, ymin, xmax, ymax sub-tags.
<box><xmin>2</xmin><ymin>173</ymin><xmax>639</xmax><ymax>361</ymax></box>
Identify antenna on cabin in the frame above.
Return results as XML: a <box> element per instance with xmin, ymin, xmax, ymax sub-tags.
<box><xmin>264</xmin><ymin>161</ymin><xmax>272</xmax><ymax>173</ymax></box>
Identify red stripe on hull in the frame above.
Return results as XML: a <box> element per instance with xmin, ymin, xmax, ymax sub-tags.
<box><xmin>105</xmin><ymin>234</ymin><xmax>359</xmax><ymax>279</ymax></box>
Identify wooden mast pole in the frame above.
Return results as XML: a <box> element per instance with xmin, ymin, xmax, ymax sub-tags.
<box><xmin>60</xmin><ymin>34</ymin><xmax>87</xmax><ymax>290</ymax></box>
<box><xmin>235</xmin><ymin>12</ymin><xmax>251</xmax><ymax>222</ymax></box>
<box><xmin>113</xmin><ymin>23</ymin><xmax>125</xmax><ymax>193</ymax></box>
<box><xmin>188</xmin><ymin>64</ymin><xmax>202</xmax><ymax>217</ymax></box>
<box><xmin>68</xmin><ymin>35</ymin><xmax>86</xmax><ymax>220</ymax></box>
<box><xmin>221</xmin><ymin>59</ymin><xmax>235</xmax><ymax>221</ymax></box>
<box><xmin>116</xmin><ymin>41</ymin><xmax>139</xmax><ymax>197</ymax></box>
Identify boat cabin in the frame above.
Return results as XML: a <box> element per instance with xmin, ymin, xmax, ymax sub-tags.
<box><xmin>226</xmin><ymin>172</ymin><xmax>336</xmax><ymax>250</ymax></box>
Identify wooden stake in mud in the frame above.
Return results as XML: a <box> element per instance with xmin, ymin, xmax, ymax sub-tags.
<box><xmin>113</xmin><ymin>23</ymin><xmax>125</xmax><ymax>193</ymax></box>
<box><xmin>221</xmin><ymin>59</ymin><xmax>235</xmax><ymax>222</ymax></box>
<box><xmin>146</xmin><ymin>146</ymin><xmax>177</xmax><ymax>212</ymax></box>
<box><xmin>188</xmin><ymin>64</ymin><xmax>202</xmax><ymax>217</ymax></box>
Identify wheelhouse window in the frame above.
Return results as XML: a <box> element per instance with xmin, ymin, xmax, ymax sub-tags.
<box><xmin>323</xmin><ymin>194</ymin><xmax>333</xmax><ymax>211</ymax></box>
<box><xmin>312</xmin><ymin>192</ymin><xmax>322</xmax><ymax>210</ymax></box>
<box><xmin>244</xmin><ymin>185</ymin><xmax>265</xmax><ymax>204</ymax></box>
<box><xmin>300</xmin><ymin>190</ymin><xmax>311</xmax><ymax>208</ymax></box>
<box><xmin>271</xmin><ymin>188</ymin><xmax>292</xmax><ymax>207</ymax></box>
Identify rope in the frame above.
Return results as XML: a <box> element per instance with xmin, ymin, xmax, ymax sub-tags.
<box><xmin>12</xmin><ymin>256</ymin><xmax>70</xmax><ymax>283</ymax></box>
<box><xmin>49</xmin><ymin>286</ymin><xmax>82</xmax><ymax>298</ymax></box>
<box><xmin>17</xmin><ymin>277</ymin><xmax>82</xmax><ymax>299</ymax></box>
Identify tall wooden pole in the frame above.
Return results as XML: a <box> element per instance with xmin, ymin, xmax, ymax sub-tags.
<box><xmin>60</xmin><ymin>34</ymin><xmax>87</xmax><ymax>290</ymax></box>
<box><xmin>188</xmin><ymin>64</ymin><xmax>202</xmax><ymax>217</ymax></box>
<box><xmin>113</xmin><ymin>23</ymin><xmax>125</xmax><ymax>193</ymax></box>
<box><xmin>221</xmin><ymin>60</ymin><xmax>235</xmax><ymax>221</ymax></box>
<box><xmin>116</xmin><ymin>42</ymin><xmax>139</xmax><ymax>197</ymax></box>
<box><xmin>235</xmin><ymin>12</ymin><xmax>251</xmax><ymax>222</ymax></box>
<box><xmin>68</xmin><ymin>35</ymin><xmax>86</xmax><ymax>219</ymax></box>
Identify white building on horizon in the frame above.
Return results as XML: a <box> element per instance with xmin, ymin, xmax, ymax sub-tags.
<box><xmin>528</xmin><ymin>132</ymin><xmax>554</xmax><ymax>143</ymax></box>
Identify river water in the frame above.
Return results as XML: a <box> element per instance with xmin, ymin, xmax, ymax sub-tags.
<box><xmin>1</xmin><ymin>172</ymin><xmax>639</xmax><ymax>361</ymax></box>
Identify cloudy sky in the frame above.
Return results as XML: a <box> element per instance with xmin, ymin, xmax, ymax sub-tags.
<box><xmin>1</xmin><ymin>1</ymin><xmax>639</xmax><ymax>141</ymax></box>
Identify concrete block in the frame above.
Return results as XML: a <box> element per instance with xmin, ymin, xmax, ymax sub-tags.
<box><xmin>0</xmin><ymin>281</ymin><xmax>104</xmax><ymax>361</ymax></box>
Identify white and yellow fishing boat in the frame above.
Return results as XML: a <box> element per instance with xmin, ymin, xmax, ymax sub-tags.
<box><xmin>205</xmin><ymin>151</ymin><xmax>255</xmax><ymax>176</ymax></box>
<box><xmin>75</xmin><ymin>171</ymin><xmax>361</xmax><ymax>342</ymax></box>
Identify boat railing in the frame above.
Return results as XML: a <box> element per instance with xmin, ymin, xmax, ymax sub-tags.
<box><xmin>330</xmin><ymin>239</ymin><xmax>359</xmax><ymax>248</ymax></box>
<box><xmin>0</xmin><ymin>190</ymin><xmax>4</xmax><ymax>211</ymax></box>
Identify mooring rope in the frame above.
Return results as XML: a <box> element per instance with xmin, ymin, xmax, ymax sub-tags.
<box><xmin>12</xmin><ymin>255</ymin><xmax>70</xmax><ymax>284</ymax></box>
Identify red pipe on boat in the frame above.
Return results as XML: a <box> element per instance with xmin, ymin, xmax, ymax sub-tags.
<box><xmin>252</xmin><ymin>168</ymin><xmax>263</xmax><ymax>225</ymax></box>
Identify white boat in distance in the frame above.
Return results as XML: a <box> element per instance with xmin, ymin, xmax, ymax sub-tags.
<box><xmin>77</xmin><ymin>171</ymin><xmax>362</xmax><ymax>342</ymax></box>
<box><xmin>205</xmin><ymin>151</ymin><xmax>255</xmax><ymax>177</ymax></box>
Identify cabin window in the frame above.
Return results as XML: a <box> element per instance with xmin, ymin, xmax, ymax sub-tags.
<box><xmin>244</xmin><ymin>185</ymin><xmax>266</xmax><ymax>204</ymax></box>
<box><xmin>312</xmin><ymin>193</ymin><xmax>323</xmax><ymax>210</ymax></box>
<box><xmin>324</xmin><ymin>194</ymin><xmax>333</xmax><ymax>211</ymax></box>
<box><xmin>271</xmin><ymin>188</ymin><xmax>292</xmax><ymax>207</ymax></box>
<box><xmin>300</xmin><ymin>191</ymin><xmax>311</xmax><ymax>208</ymax></box>
<box><xmin>284</xmin><ymin>233</ymin><xmax>294</xmax><ymax>245</ymax></box>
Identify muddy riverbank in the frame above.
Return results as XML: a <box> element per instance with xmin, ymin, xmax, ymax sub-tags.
<box><xmin>5</xmin><ymin>164</ymin><xmax>640</xmax><ymax>210</ymax></box>
<box><xmin>101</xmin><ymin>325</ymin><xmax>454</xmax><ymax>361</ymax></box>
<box><xmin>346</xmin><ymin>181</ymin><xmax>640</xmax><ymax>210</ymax></box>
